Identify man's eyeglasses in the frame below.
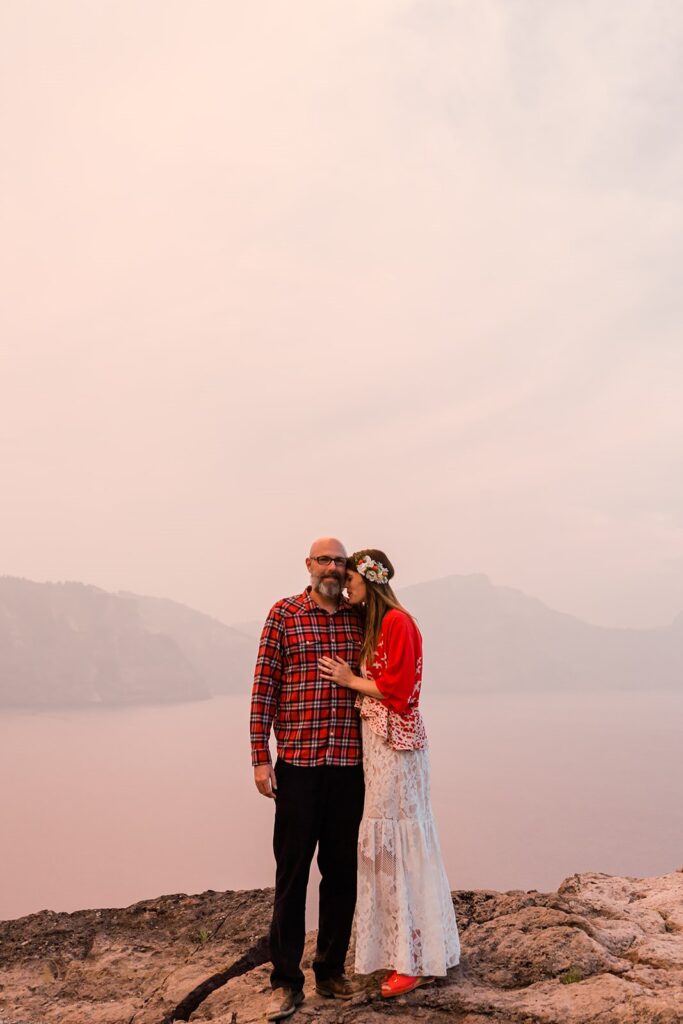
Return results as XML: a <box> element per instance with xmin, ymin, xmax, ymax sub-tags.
<box><xmin>310</xmin><ymin>556</ymin><xmax>347</xmax><ymax>568</ymax></box>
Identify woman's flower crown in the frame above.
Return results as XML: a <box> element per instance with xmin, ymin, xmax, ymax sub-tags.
<box><xmin>356</xmin><ymin>555</ymin><xmax>390</xmax><ymax>585</ymax></box>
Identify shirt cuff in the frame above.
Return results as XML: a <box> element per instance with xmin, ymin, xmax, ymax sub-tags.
<box><xmin>252</xmin><ymin>748</ymin><xmax>273</xmax><ymax>767</ymax></box>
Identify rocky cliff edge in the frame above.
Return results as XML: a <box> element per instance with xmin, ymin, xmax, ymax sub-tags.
<box><xmin>2</xmin><ymin>869</ymin><xmax>683</xmax><ymax>1024</ymax></box>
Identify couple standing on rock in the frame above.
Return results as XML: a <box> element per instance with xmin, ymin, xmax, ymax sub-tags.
<box><xmin>249</xmin><ymin>537</ymin><xmax>460</xmax><ymax>1020</ymax></box>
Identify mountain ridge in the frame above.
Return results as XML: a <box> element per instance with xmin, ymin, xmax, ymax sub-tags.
<box><xmin>1</xmin><ymin>573</ymin><xmax>681</xmax><ymax>708</ymax></box>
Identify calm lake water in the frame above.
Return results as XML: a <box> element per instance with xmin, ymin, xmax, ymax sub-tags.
<box><xmin>2</xmin><ymin>691</ymin><xmax>683</xmax><ymax>921</ymax></box>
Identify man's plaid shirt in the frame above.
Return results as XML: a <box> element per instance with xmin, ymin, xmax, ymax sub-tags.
<box><xmin>250</xmin><ymin>588</ymin><xmax>364</xmax><ymax>767</ymax></box>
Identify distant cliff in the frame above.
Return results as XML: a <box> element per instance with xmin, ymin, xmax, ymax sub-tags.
<box><xmin>2</xmin><ymin>869</ymin><xmax>682</xmax><ymax>1023</ymax></box>
<box><xmin>0</xmin><ymin>577</ymin><xmax>254</xmax><ymax>708</ymax></box>
<box><xmin>401</xmin><ymin>573</ymin><xmax>683</xmax><ymax>692</ymax></box>
<box><xmin>1</xmin><ymin>573</ymin><xmax>682</xmax><ymax>708</ymax></box>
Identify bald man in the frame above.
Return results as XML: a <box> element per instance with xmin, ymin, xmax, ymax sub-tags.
<box><xmin>250</xmin><ymin>538</ymin><xmax>365</xmax><ymax>1019</ymax></box>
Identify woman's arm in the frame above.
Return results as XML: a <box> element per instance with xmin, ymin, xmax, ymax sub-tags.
<box><xmin>367</xmin><ymin>612</ymin><xmax>421</xmax><ymax>713</ymax></box>
<box><xmin>318</xmin><ymin>655</ymin><xmax>384</xmax><ymax>699</ymax></box>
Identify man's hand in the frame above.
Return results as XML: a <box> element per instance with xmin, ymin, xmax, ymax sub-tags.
<box><xmin>254</xmin><ymin>764</ymin><xmax>277</xmax><ymax>799</ymax></box>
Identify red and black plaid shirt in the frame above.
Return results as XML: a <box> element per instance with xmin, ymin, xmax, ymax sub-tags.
<box><xmin>250</xmin><ymin>588</ymin><xmax>364</xmax><ymax>767</ymax></box>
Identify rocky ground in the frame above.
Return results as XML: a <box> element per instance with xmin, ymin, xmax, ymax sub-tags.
<box><xmin>2</xmin><ymin>869</ymin><xmax>683</xmax><ymax>1024</ymax></box>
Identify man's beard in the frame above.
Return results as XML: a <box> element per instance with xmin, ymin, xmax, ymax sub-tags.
<box><xmin>311</xmin><ymin>573</ymin><xmax>342</xmax><ymax>599</ymax></box>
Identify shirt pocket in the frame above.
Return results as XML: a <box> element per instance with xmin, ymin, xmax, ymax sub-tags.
<box><xmin>283</xmin><ymin>636</ymin><xmax>324</xmax><ymax>672</ymax></box>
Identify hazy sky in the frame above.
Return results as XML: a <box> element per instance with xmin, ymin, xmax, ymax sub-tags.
<box><xmin>1</xmin><ymin>1</ymin><xmax>682</xmax><ymax>629</ymax></box>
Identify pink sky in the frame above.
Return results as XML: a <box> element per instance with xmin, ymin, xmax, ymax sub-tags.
<box><xmin>1</xmin><ymin>1</ymin><xmax>682</xmax><ymax>627</ymax></box>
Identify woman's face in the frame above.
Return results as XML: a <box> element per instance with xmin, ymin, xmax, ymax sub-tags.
<box><xmin>344</xmin><ymin>569</ymin><xmax>367</xmax><ymax>605</ymax></box>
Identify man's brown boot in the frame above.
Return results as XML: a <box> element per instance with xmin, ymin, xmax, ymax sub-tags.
<box><xmin>265</xmin><ymin>986</ymin><xmax>304</xmax><ymax>1020</ymax></box>
<box><xmin>315</xmin><ymin>974</ymin><xmax>361</xmax><ymax>1000</ymax></box>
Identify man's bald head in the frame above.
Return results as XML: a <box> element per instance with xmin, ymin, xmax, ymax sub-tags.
<box><xmin>309</xmin><ymin>537</ymin><xmax>347</xmax><ymax>560</ymax></box>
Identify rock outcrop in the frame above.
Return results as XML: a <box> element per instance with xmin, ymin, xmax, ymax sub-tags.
<box><xmin>2</xmin><ymin>869</ymin><xmax>683</xmax><ymax>1023</ymax></box>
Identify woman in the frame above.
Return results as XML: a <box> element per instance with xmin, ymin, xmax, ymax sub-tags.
<box><xmin>319</xmin><ymin>549</ymin><xmax>460</xmax><ymax>998</ymax></box>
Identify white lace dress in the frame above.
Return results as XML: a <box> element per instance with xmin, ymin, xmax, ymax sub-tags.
<box><xmin>354</xmin><ymin>709</ymin><xmax>461</xmax><ymax>977</ymax></box>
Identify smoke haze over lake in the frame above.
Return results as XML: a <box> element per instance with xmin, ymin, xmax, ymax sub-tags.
<box><xmin>2</xmin><ymin>0</ymin><xmax>683</xmax><ymax>939</ymax></box>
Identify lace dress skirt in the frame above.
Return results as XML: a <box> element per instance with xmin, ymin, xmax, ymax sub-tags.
<box><xmin>354</xmin><ymin>719</ymin><xmax>461</xmax><ymax>976</ymax></box>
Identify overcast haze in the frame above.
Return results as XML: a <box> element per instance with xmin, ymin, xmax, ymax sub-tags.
<box><xmin>2</xmin><ymin>1</ymin><xmax>682</xmax><ymax>629</ymax></box>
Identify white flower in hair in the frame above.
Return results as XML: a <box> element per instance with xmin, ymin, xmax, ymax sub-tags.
<box><xmin>356</xmin><ymin>555</ymin><xmax>390</xmax><ymax>584</ymax></box>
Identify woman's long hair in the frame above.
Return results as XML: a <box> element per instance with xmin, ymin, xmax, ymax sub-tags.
<box><xmin>348</xmin><ymin>548</ymin><xmax>419</xmax><ymax>665</ymax></box>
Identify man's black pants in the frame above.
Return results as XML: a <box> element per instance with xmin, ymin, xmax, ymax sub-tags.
<box><xmin>270</xmin><ymin>758</ymin><xmax>365</xmax><ymax>992</ymax></box>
